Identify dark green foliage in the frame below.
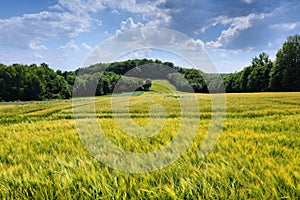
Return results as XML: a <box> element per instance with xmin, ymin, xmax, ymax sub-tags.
<box><xmin>0</xmin><ymin>63</ymin><xmax>71</xmax><ymax>101</ymax></box>
<box><xmin>247</xmin><ymin>52</ymin><xmax>273</xmax><ymax>92</ymax></box>
<box><xmin>270</xmin><ymin>34</ymin><xmax>300</xmax><ymax>91</ymax></box>
<box><xmin>238</xmin><ymin>66</ymin><xmax>252</xmax><ymax>92</ymax></box>
<box><xmin>224</xmin><ymin>73</ymin><xmax>239</xmax><ymax>93</ymax></box>
<box><xmin>184</xmin><ymin>69</ymin><xmax>208</xmax><ymax>93</ymax></box>
<box><xmin>225</xmin><ymin>35</ymin><xmax>300</xmax><ymax>93</ymax></box>
<box><xmin>167</xmin><ymin>69</ymin><xmax>208</xmax><ymax>93</ymax></box>
<box><xmin>167</xmin><ymin>73</ymin><xmax>192</xmax><ymax>92</ymax></box>
<box><xmin>75</xmin><ymin>59</ymin><xmax>208</xmax><ymax>94</ymax></box>
<box><xmin>207</xmin><ymin>74</ymin><xmax>225</xmax><ymax>93</ymax></box>
<box><xmin>247</xmin><ymin>62</ymin><xmax>272</xmax><ymax>92</ymax></box>
<box><xmin>73</xmin><ymin>71</ymin><xmax>149</xmax><ymax>97</ymax></box>
<box><xmin>0</xmin><ymin>61</ymin><xmax>154</xmax><ymax>101</ymax></box>
<box><xmin>143</xmin><ymin>79</ymin><xmax>152</xmax><ymax>91</ymax></box>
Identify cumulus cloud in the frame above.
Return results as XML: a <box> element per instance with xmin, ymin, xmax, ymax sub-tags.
<box><xmin>116</xmin><ymin>17</ymin><xmax>145</xmax><ymax>35</ymax></box>
<box><xmin>33</xmin><ymin>53</ymin><xmax>44</xmax><ymax>59</ymax></box>
<box><xmin>0</xmin><ymin>11</ymin><xmax>91</xmax><ymax>49</ymax></box>
<box><xmin>58</xmin><ymin>0</ymin><xmax>106</xmax><ymax>14</ymax></box>
<box><xmin>49</xmin><ymin>4</ymin><xmax>64</xmax><ymax>11</ymax></box>
<box><xmin>181</xmin><ymin>39</ymin><xmax>205</xmax><ymax>51</ymax></box>
<box><xmin>206</xmin><ymin>13</ymin><xmax>269</xmax><ymax>49</ymax></box>
<box><xmin>84</xmin><ymin>27</ymin><xmax>216</xmax><ymax>72</ymax></box>
<box><xmin>58</xmin><ymin>0</ymin><xmax>170</xmax><ymax>27</ymax></box>
<box><xmin>58</xmin><ymin>40</ymin><xmax>80</xmax><ymax>51</ymax></box>
<box><xmin>120</xmin><ymin>18</ymin><xmax>144</xmax><ymax>31</ymax></box>
<box><xmin>270</xmin><ymin>22</ymin><xmax>300</xmax><ymax>31</ymax></box>
<box><xmin>109</xmin><ymin>0</ymin><xmax>170</xmax><ymax>26</ymax></box>
<box><xmin>82</xmin><ymin>43</ymin><xmax>93</xmax><ymax>50</ymax></box>
<box><xmin>162</xmin><ymin>0</ymin><xmax>281</xmax><ymax>37</ymax></box>
<box><xmin>118</xmin><ymin>48</ymin><xmax>153</xmax><ymax>61</ymax></box>
<box><xmin>0</xmin><ymin>0</ymin><xmax>170</xmax><ymax>51</ymax></box>
<box><xmin>29</xmin><ymin>41</ymin><xmax>48</xmax><ymax>50</ymax></box>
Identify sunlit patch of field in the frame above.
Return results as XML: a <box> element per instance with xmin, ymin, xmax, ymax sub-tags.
<box><xmin>0</xmin><ymin>92</ymin><xmax>299</xmax><ymax>199</ymax></box>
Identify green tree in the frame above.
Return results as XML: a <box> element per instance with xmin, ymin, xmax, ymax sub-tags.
<box><xmin>247</xmin><ymin>52</ymin><xmax>273</xmax><ymax>92</ymax></box>
<box><xmin>238</xmin><ymin>66</ymin><xmax>252</xmax><ymax>92</ymax></box>
<box><xmin>224</xmin><ymin>73</ymin><xmax>240</xmax><ymax>92</ymax></box>
<box><xmin>184</xmin><ymin>69</ymin><xmax>208</xmax><ymax>93</ymax></box>
<box><xmin>270</xmin><ymin>35</ymin><xmax>300</xmax><ymax>91</ymax></box>
<box><xmin>143</xmin><ymin>79</ymin><xmax>152</xmax><ymax>91</ymax></box>
<box><xmin>251</xmin><ymin>52</ymin><xmax>270</xmax><ymax>67</ymax></box>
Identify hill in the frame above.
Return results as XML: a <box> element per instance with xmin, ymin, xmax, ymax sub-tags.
<box><xmin>150</xmin><ymin>80</ymin><xmax>178</xmax><ymax>93</ymax></box>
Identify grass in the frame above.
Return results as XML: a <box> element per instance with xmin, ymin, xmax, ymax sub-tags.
<box><xmin>150</xmin><ymin>80</ymin><xmax>177</xmax><ymax>93</ymax></box>
<box><xmin>0</xmin><ymin>91</ymin><xmax>299</xmax><ymax>199</ymax></box>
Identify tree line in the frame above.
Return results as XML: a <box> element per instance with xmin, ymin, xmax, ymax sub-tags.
<box><xmin>0</xmin><ymin>63</ymin><xmax>72</xmax><ymax>101</ymax></box>
<box><xmin>74</xmin><ymin>59</ymin><xmax>209</xmax><ymax>94</ymax></box>
<box><xmin>0</xmin><ymin>34</ymin><xmax>299</xmax><ymax>101</ymax></box>
<box><xmin>0</xmin><ymin>62</ymin><xmax>152</xmax><ymax>101</ymax></box>
<box><xmin>224</xmin><ymin>34</ymin><xmax>300</xmax><ymax>92</ymax></box>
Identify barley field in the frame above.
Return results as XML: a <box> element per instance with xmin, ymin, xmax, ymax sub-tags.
<box><xmin>0</xmin><ymin>91</ymin><xmax>299</xmax><ymax>199</ymax></box>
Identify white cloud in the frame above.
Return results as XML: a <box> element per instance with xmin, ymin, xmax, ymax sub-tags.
<box><xmin>58</xmin><ymin>0</ymin><xmax>170</xmax><ymax>27</ymax></box>
<box><xmin>111</xmin><ymin>9</ymin><xmax>120</xmax><ymax>15</ymax></box>
<box><xmin>107</xmin><ymin>0</ymin><xmax>170</xmax><ymax>26</ymax></box>
<box><xmin>104</xmin><ymin>30</ymin><xmax>111</xmax><ymax>37</ymax></box>
<box><xmin>58</xmin><ymin>40</ymin><xmax>80</xmax><ymax>51</ymax></box>
<box><xmin>29</xmin><ymin>41</ymin><xmax>48</xmax><ymax>50</ymax></box>
<box><xmin>206</xmin><ymin>13</ymin><xmax>269</xmax><ymax>48</ymax></box>
<box><xmin>242</xmin><ymin>0</ymin><xmax>253</xmax><ymax>4</ymax></box>
<box><xmin>58</xmin><ymin>0</ymin><xmax>106</xmax><ymax>14</ymax></box>
<box><xmin>206</xmin><ymin>40</ymin><xmax>223</xmax><ymax>49</ymax></box>
<box><xmin>0</xmin><ymin>11</ymin><xmax>92</xmax><ymax>49</ymax></box>
<box><xmin>0</xmin><ymin>0</ymin><xmax>170</xmax><ymax>52</ymax></box>
<box><xmin>181</xmin><ymin>39</ymin><xmax>205</xmax><ymax>51</ymax></box>
<box><xmin>33</xmin><ymin>53</ymin><xmax>44</xmax><ymax>59</ymax></box>
<box><xmin>116</xmin><ymin>18</ymin><xmax>145</xmax><ymax>36</ymax></box>
<box><xmin>118</xmin><ymin>49</ymin><xmax>153</xmax><ymax>61</ymax></box>
<box><xmin>120</xmin><ymin>18</ymin><xmax>144</xmax><ymax>31</ymax></box>
<box><xmin>49</xmin><ymin>4</ymin><xmax>64</xmax><ymax>11</ymax></box>
<box><xmin>82</xmin><ymin>43</ymin><xmax>93</xmax><ymax>50</ymax></box>
<box><xmin>270</xmin><ymin>22</ymin><xmax>300</xmax><ymax>31</ymax></box>
<box><xmin>84</xmin><ymin>47</ymin><xmax>116</xmax><ymax>65</ymax></box>
<box><xmin>196</xmin><ymin>27</ymin><xmax>207</xmax><ymax>34</ymax></box>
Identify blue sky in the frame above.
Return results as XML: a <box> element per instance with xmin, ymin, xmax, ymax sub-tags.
<box><xmin>0</xmin><ymin>0</ymin><xmax>299</xmax><ymax>73</ymax></box>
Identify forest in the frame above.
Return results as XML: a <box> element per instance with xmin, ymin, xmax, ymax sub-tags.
<box><xmin>225</xmin><ymin>35</ymin><xmax>300</xmax><ymax>92</ymax></box>
<box><xmin>0</xmin><ymin>34</ymin><xmax>299</xmax><ymax>102</ymax></box>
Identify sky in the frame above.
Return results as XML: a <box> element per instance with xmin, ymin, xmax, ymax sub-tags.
<box><xmin>0</xmin><ymin>0</ymin><xmax>299</xmax><ymax>73</ymax></box>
